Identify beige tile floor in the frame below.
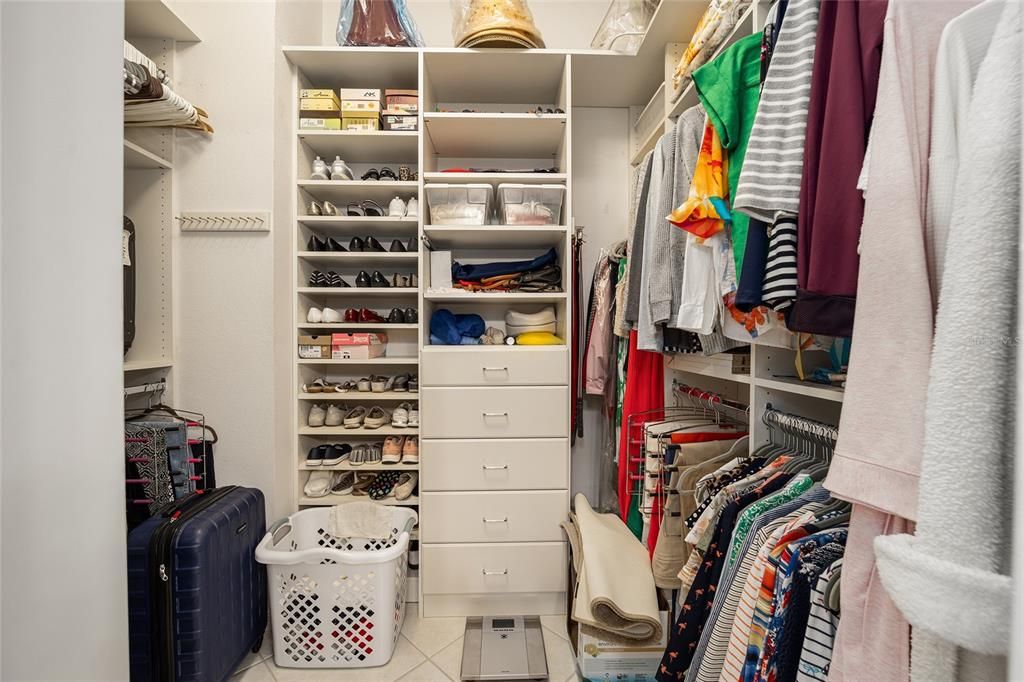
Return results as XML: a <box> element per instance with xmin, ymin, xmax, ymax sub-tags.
<box><xmin>233</xmin><ymin>604</ymin><xmax>582</xmax><ymax>681</ymax></box>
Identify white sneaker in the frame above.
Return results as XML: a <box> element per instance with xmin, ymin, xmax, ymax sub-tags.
<box><xmin>405</xmin><ymin>197</ymin><xmax>419</xmax><ymax>218</ymax></box>
<box><xmin>388</xmin><ymin>196</ymin><xmax>407</xmax><ymax>217</ymax></box>
<box><xmin>322</xmin><ymin>307</ymin><xmax>343</xmax><ymax>323</ymax></box>
<box><xmin>408</xmin><ymin>405</ymin><xmax>420</xmax><ymax>428</ymax></box>
<box><xmin>303</xmin><ymin>470</ymin><xmax>332</xmax><ymax>497</ymax></box>
<box><xmin>392</xmin><ymin>402</ymin><xmax>411</xmax><ymax>427</ymax></box>
<box><xmin>311</xmin><ymin>156</ymin><xmax>329</xmax><ymax>180</ymax></box>
<box><xmin>331</xmin><ymin>156</ymin><xmax>353</xmax><ymax>181</ymax></box>
<box><xmin>307</xmin><ymin>307</ymin><xmax>323</xmax><ymax>323</ymax></box>
<box><xmin>325</xmin><ymin>404</ymin><xmax>344</xmax><ymax>427</ymax></box>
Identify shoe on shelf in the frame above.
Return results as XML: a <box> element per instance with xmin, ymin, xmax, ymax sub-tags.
<box><xmin>323</xmin><ymin>443</ymin><xmax>352</xmax><ymax>466</ymax></box>
<box><xmin>331</xmin><ymin>156</ymin><xmax>353</xmax><ymax>181</ymax></box>
<box><xmin>362</xmin><ymin>201</ymin><xmax>386</xmax><ymax>217</ymax></box>
<box><xmin>389</xmin><ymin>239</ymin><xmax>407</xmax><ymax>253</ymax></box>
<box><xmin>365</xmin><ymin>236</ymin><xmax>386</xmax><ymax>252</ymax></box>
<box><xmin>348</xmin><ymin>444</ymin><xmax>367</xmax><ymax>466</ymax></box>
<box><xmin>392</xmin><ymin>402</ymin><xmax>412</xmax><ymax>428</ymax></box>
<box><xmin>326</xmin><ymin>237</ymin><xmax>347</xmax><ymax>252</ymax></box>
<box><xmin>365</xmin><ymin>443</ymin><xmax>384</xmax><ymax>465</ymax></box>
<box><xmin>322</xmin><ymin>201</ymin><xmax>339</xmax><ymax>216</ymax></box>
<box><xmin>408</xmin><ymin>404</ymin><xmax>420</xmax><ymax>428</ymax></box>
<box><xmin>379</xmin><ymin>167</ymin><xmax>398</xmax><ymax>182</ymax></box>
<box><xmin>401</xmin><ymin>436</ymin><xmax>419</xmax><ymax>464</ymax></box>
<box><xmin>326</xmin><ymin>271</ymin><xmax>347</xmax><ymax>287</ymax></box>
<box><xmin>391</xmin><ymin>273</ymin><xmax>409</xmax><ymax>287</ymax></box>
<box><xmin>307</xmin><ymin>307</ymin><xmax>323</xmax><ymax>323</ymax></box>
<box><xmin>392</xmin><ymin>374</ymin><xmax>410</xmax><ymax>392</ymax></box>
<box><xmin>330</xmin><ymin>471</ymin><xmax>356</xmax><ymax>495</ymax></box>
<box><xmin>404</xmin><ymin>307</ymin><xmax>418</xmax><ymax>323</ymax></box>
<box><xmin>408</xmin><ymin>273</ymin><xmax>418</xmax><ymax>287</ymax></box>
<box><xmin>394</xmin><ymin>472</ymin><xmax>418</xmax><ymax>501</ymax></box>
<box><xmin>409</xmin><ymin>375</ymin><xmax>419</xmax><ymax>393</ymax></box>
<box><xmin>369</xmin><ymin>471</ymin><xmax>401</xmax><ymax>500</ymax></box>
<box><xmin>343</xmin><ymin>406</ymin><xmax>367</xmax><ymax>429</ymax></box>
<box><xmin>309</xmin><ymin>201</ymin><xmax>324</xmax><ymax>216</ymax></box>
<box><xmin>307</xmin><ymin>235</ymin><xmax>327</xmax><ymax>252</ymax></box>
<box><xmin>302</xmin><ymin>377</ymin><xmax>332</xmax><ymax>393</ymax></box>
<box><xmin>361</xmin><ymin>168</ymin><xmax>380</xmax><ymax>181</ymax></box>
<box><xmin>356</xmin><ymin>377</ymin><xmax>372</xmax><ymax>392</ymax></box>
<box><xmin>389</xmin><ymin>197</ymin><xmax>407</xmax><ymax>217</ymax></box>
<box><xmin>360</xmin><ymin>308</ymin><xmax>386</xmax><ymax>323</ymax></box>
<box><xmin>405</xmin><ymin>197</ymin><xmax>419</xmax><ymax>219</ymax></box>
<box><xmin>382</xmin><ymin>436</ymin><xmax>405</xmax><ymax>464</ymax></box>
<box><xmin>325</xmin><ymin>404</ymin><xmax>344</xmax><ymax>427</ymax></box>
<box><xmin>388</xmin><ymin>308</ymin><xmax>406</xmax><ymax>324</ymax></box>
<box><xmin>311</xmin><ymin>156</ymin><xmax>330</xmax><ymax>181</ymax></box>
<box><xmin>304</xmin><ymin>471</ymin><xmax>333</xmax><ymax>498</ymax></box>
<box><xmin>305</xmin><ymin>445</ymin><xmax>327</xmax><ymax>466</ymax></box>
<box><xmin>352</xmin><ymin>472</ymin><xmax>377</xmax><ymax>495</ymax></box>
<box><xmin>364</xmin><ymin>407</ymin><xmax>390</xmax><ymax>430</ymax></box>
<box><xmin>355</xmin><ymin>270</ymin><xmax>371</xmax><ymax>287</ymax></box>
<box><xmin>322</xmin><ymin>307</ymin><xmax>343</xmax><ymax>323</ymax></box>
<box><xmin>370</xmin><ymin>375</ymin><xmax>388</xmax><ymax>393</ymax></box>
<box><xmin>406</xmin><ymin>237</ymin><xmax>418</xmax><ymax>252</ymax></box>
<box><xmin>482</xmin><ymin>327</ymin><xmax>506</xmax><ymax>345</ymax></box>
<box><xmin>309</xmin><ymin>270</ymin><xmax>326</xmax><ymax>287</ymax></box>
<box><xmin>307</xmin><ymin>404</ymin><xmax>327</xmax><ymax>427</ymax></box>
<box><xmin>344</xmin><ymin>308</ymin><xmax>359</xmax><ymax>322</ymax></box>
<box><xmin>349</xmin><ymin>236</ymin><xmax>366</xmax><ymax>252</ymax></box>
<box><xmin>370</xmin><ymin>271</ymin><xmax>390</xmax><ymax>288</ymax></box>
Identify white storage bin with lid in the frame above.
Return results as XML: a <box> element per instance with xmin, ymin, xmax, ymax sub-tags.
<box><xmin>425</xmin><ymin>183</ymin><xmax>493</xmax><ymax>225</ymax></box>
<box><xmin>497</xmin><ymin>183</ymin><xmax>565</xmax><ymax>225</ymax></box>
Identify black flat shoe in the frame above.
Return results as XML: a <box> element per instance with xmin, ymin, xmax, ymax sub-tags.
<box><xmin>307</xmin><ymin>235</ymin><xmax>327</xmax><ymax>252</ymax></box>
<box><xmin>309</xmin><ymin>270</ymin><xmax>326</xmax><ymax>287</ymax></box>
<box><xmin>389</xmin><ymin>239</ymin><xmax>406</xmax><ymax>252</ymax></box>
<box><xmin>406</xmin><ymin>237</ymin><xmax>417</xmax><ymax>252</ymax></box>
<box><xmin>371</xmin><ymin>271</ymin><xmax>391</xmax><ymax>288</ymax></box>
<box><xmin>404</xmin><ymin>307</ymin><xmax>418</xmax><ymax>323</ymax></box>
<box><xmin>326</xmin><ymin>271</ymin><xmax>348</xmax><ymax>287</ymax></box>
<box><xmin>326</xmin><ymin>237</ymin><xmax>347</xmax><ymax>252</ymax></box>
<box><xmin>365</xmin><ymin>236</ymin><xmax>386</xmax><ymax>252</ymax></box>
<box><xmin>361</xmin><ymin>168</ymin><xmax>379</xmax><ymax>181</ymax></box>
<box><xmin>349</xmin><ymin>236</ymin><xmax>365</xmax><ymax>252</ymax></box>
<box><xmin>387</xmin><ymin>308</ymin><xmax>406</xmax><ymax>323</ymax></box>
<box><xmin>379</xmin><ymin>167</ymin><xmax>398</xmax><ymax>181</ymax></box>
<box><xmin>355</xmin><ymin>270</ymin><xmax>371</xmax><ymax>287</ymax></box>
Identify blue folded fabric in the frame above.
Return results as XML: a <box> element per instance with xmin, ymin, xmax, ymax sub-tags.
<box><xmin>429</xmin><ymin>309</ymin><xmax>486</xmax><ymax>344</ymax></box>
<box><xmin>430</xmin><ymin>333</ymin><xmax>481</xmax><ymax>345</ymax></box>
<box><xmin>452</xmin><ymin>247</ymin><xmax>558</xmax><ymax>282</ymax></box>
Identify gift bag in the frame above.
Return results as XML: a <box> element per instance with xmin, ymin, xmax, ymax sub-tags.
<box><xmin>337</xmin><ymin>0</ymin><xmax>424</xmax><ymax>47</ymax></box>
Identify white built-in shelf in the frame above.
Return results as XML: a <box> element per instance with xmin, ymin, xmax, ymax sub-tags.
<box><xmin>299</xmin><ymin>426</ymin><xmax>419</xmax><ymax>436</ymax></box>
<box><xmin>284</xmin><ymin>46</ymin><xmax>420</xmax><ymax>88</ymax></box>
<box><xmin>424</xmin><ymin>225</ymin><xmax>568</xmax><ymax>249</ymax></box>
<box><xmin>630</xmin><ymin>119</ymin><xmax>666</xmax><ymax>166</ymax></box>
<box><xmin>299</xmin><ymin>216</ymin><xmax>418</xmax><ymax>229</ymax></box>
<box><xmin>298</xmin><ymin>322</ymin><xmax>419</xmax><ymax>330</ymax></box>
<box><xmin>422</xmin><ymin>172</ymin><xmax>567</xmax><ymax>185</ymax></box>
<box><xmin>297</xmin><ymin>357</ymin><xmax>419</xmax><ymax>366</ymax></box>
<box><xmin>668</xmin><ymin>355</ymin><xmax>752</xmax><ymax>385</ymax></box>
<box><xmin>423</xmin><ymin>113</ymin><xmax>566</xmax><ymax>159</ymax></box>
<box><xmin>424</xmin><ymin>291</ymin><xmax>569</xmax><ymax>302</ymax></box>
<box><xmin>297</xmin><ymin>251</ymin><xmax>420</xmax><ymax>267</ymax></box>
<box><xmin>124</xmin><ymin>140</ymin><xmax>172</xmax><ymax>171</ymax></box>
<box><xmin>300</xmin><ymin>495</ymin><xmax>419</xmax><ymax>507</ymax></box>
<box><xmin>423</xmin><ymin>345</ymin><xmax>565</xmax><ymax>353</ymax></box>
<box><xmin>125</xmin><ymin>0</ymin><xmax>200</xmax><ymax>42</ymax></box>
<box><xmin>299</xmin><ymin>462</ymin><xmax>420</xmax><ymax>471</ymax></box>
<box><xmin>298</xmin><ymin>391</ymin><xmax>419</xmax><ymax>401</ymax></box>
<box><xmin>298</xmin><ymin>180</ymin><xmax>419</xmax><ymax>203</ymax></box>
<box><xmin>758</xmin><ymin>377</ymin><xmax>845</xmax><ymax>403</ymax></box>
<box><xmin>423</xmin><ymin>51</ymin><xmax>568</xmax><ymax>106</ymax></box>
<box><xmin>297</xmin><ymin>130</ymin><xmax>419</xmax><ymax>162</ymax></box>
<box><xmin>297</xmin><ymin>287</ymin><xmax>418</xmax><ymax>296</ymax></box>
<box><xmin>124</xmin><ymin>359</ymin><xmax>174</xmax><ymax>372</ymax></box>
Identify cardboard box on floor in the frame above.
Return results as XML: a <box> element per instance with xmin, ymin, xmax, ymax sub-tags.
<box><xmin>566</xmin><ymin>561</ymin><xmax>670</xmax><ymax>681</ymax></box>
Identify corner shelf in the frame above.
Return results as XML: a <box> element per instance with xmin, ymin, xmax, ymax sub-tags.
<box><xmin>124</xmin><ymin>140</ymin><xmax>172</xmax><ymax>170</ymax></box>
<box><xmin>757</xmin><ymin>377</ymin><xmax>845</xmax><ymax>403</ymax></box>
<box><xmin>123</xmin><ymin>359</ymin><xmax>174</xmax><ymax>372</ymax></box>
<box><xmin>125</xmin><ymin>0</ymin><xmax>200</xmax><ymax>42</ymax></box>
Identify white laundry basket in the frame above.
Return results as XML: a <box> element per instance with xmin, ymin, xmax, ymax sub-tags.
<box><xmin>255</xmin><ymin>505</ymin><xmax>417</xmax><ymax>669</ymax></box>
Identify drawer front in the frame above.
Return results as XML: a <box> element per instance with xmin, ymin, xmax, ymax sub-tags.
<box><xmin>421</xmin><ymin>438</ymin><xmax>569</xmax><ymax>491</ymax></box>
<box><xmin>421</xmin><ymin>491</ymin><xmax>568</xmax><ymax>543</ymax></box>
<box><xmin>421</xmin><ymin>348</ymin><xmax>568</xmax><ymax>387</ymax></box>
<box><xmin>421</xmin><ymin>386</ymin><xmax>569</xmax><ymax>439</ymax></box>
<box><xmin>422</xmin><ymin>542</ymin><xmax>567</xmax><ymax>594</ymax></box>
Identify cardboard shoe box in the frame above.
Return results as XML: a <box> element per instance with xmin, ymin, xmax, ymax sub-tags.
<box><xmin>339</xmin><ymin>88</ymin><xmax>382</xmax><ymax>102</ymax></box>
<box><xmin>297</xmin><ymin>335</ymin><xmax>332</xmax><ymax>359</ymax></box>
<box><xmin>341</xmin><ymin>117</ymin><xmax>380</xmax><ymax>131</ymax></box>
<box><xmin>385</xmin><ymin>89</ymin><xmax>419</xmax><ymax>113</ymax></box>
<box><xmin>299</xmin><ymin>97</ymin><xmax>340</xmax><ymax>112</ymax></box>
<box><xmin>342</xmin><ymin>100</ymin><xmax>381</xmax><ymax>115</ymax></box>
<box><xmin>332</xmin><ymin>332</ymin><xmax>388</xmax><ymax>359</ymax></box>
<box><xmin>382</xmin><ymin>112</ymin><xmax>418</xmax><ymax>131</ymax></box>
<box><xmin>300</xmin><ymin>88</ymin><xmax>341</xmax><ymax>107</ymax></box>
<box><xmin>300</xmin><ymin>117</ymin><xmax>342</xmax><ymax>130</ymax></box>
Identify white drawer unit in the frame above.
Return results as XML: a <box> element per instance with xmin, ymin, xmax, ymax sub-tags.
<box><xmin>421</xmin><ymin>542</ymin><xmax>568</xmax><ymax>595</ymax></box>
<box><xmin>420</xmin><ymin>438</ymin><xmax>570</xmax><ymax>491</ymax></box>
<box><xmin>421</xmin><ymin>490</ymin><xmax>569</xmax><ymax>543</ymax></box>
<box><xmin>421</xmin><ymin>386</ymin><xmax>569</xmax><ymax>439</ymax></box>
<box><xmin>421</xmin><ymin>347</ymin><xmax>569</xmax><ymax>387</ymax></box>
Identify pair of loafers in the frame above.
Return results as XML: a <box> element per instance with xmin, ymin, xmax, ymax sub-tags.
<box><xmin>307</xmin><ymin>235</ymin><xmax>346</xmax><ymax>252</ymax></box>
<box><xmin>309</xmin><ymin>270</ymin><xmax>350</xmax><ymax>287</ymax></box>
<box><xmin>305</xmin><ymin>443</ymin><xmax>353</xmax><ymax>466</ymax></box>
<box><xmin>356</xmin><ymin>270</ymin><xmax>391</xmax><ymax>288</ymax></box>
<box><xmin>388</xmin><ymin>307</ymin><xmax>418</xmax><ymax>323</ymax></box>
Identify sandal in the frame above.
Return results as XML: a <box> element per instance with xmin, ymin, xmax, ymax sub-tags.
<box><xmin>352</xmin><ymin>472</ymin><xmax>377</xmax><ymax>495</ymax></box>
<box><xmin>378</xmin><ymin>167</ymin><xmax>398</xmax><ymax>181</ymax></box>
<box><xmin>363</xmin><ymin>407</ymin><xmax>390</xmax><ymax>429</ymax></box>
<box><xmin>303</xmin><ymin>377</ymin><xmax>329</xmax><ymax>393</ymax></box>
<box><xmin>361</xmin><ymin>168</ymin><xmax>380</xmax><ymax>181</ymax></box>
<box><xmin>343</xmin><ymin>406</ymin><xmax>367</xmax><ymax>429</ymax></box>
<box><xmin>346</xmin><ymin>202</ymin><xmax>365</xmax><ymax>217</ymax></box>
<box><xmin>361</xmin><ymin>200</ymin><xmax>385</xmax><ymax>217</ymax></box>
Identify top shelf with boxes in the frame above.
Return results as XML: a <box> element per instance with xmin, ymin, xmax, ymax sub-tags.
<box><xmin>299</xmin><ymin>87</ymin><xmax>418</xmax><ymax>135</ymax></box>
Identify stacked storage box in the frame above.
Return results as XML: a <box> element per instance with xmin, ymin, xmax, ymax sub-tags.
<box><xmin>340</xmin><ymin>88</ymin><xmax>382</xmax><ymax>131</ymax></box>
<box><xmin>299</xmin><ymin>89</ymin><xmax>340</xmax><ymax>130</ymax></box>
<box><xmin>383</xmin><ymin>89</ymin><xmax>418</xmax><ymax>131</ymax></box>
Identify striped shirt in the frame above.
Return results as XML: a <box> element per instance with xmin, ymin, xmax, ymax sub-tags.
<box><xmin>761</xmin><ymin>215</ymin><xmax>799</xmax><ymax>310</ymax></box>
<box><xmin>796</xmin><ymin>559</ymin><xmax>842</xmax><ymax>681</ymax></box>
<box><xmin>733</xmin><ymin>0</ymin><xmax>822</xmax><ymax>222</ymax></box>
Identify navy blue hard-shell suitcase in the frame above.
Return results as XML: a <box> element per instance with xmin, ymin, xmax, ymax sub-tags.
<box><xmin>127</xmin><ymin>486</ymin><xmax>267</xmax><ymax>682</ymax></box>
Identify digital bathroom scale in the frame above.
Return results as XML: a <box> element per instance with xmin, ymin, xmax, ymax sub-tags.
<box><xmin>460</xmin><ymin>615</ymin><xmax>549</xmax><ymax>680</ymax></box>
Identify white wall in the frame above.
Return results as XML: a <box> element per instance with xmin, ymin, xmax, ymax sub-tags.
<box><xmin>0</xmin><ymin>1</ymin><xmax>129</xmax><ymax>678</ymax></box>
<box><xmin>321</xmin><ymin>0</ymin><xmax>612</xmax><ymax>47</ymax></box>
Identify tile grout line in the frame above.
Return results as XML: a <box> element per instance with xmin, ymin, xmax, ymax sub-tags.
<box><xmin>398</xmin><ymin>633</ymin><xmax>457</xmax><ymax>682</ymax></box>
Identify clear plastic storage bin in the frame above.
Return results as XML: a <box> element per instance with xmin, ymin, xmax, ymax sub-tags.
<box><xmin>425</xmin><ymin>183</ymin><xmax>494</xmax><ymax>225</ymax></box>
<box><xmin>497</xmin><ymin>184</ymin><xmax>565</xmax><ymax>225</ymax></box>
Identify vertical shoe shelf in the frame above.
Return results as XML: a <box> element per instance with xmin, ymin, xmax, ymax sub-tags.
<box><xmin>286</xmin><ymin>48</ymin><xmax>423</xmax><ymax>515</ymax></box>
<box><xmin>417</xmin><ymin>52</ymin><xmax>573</xmax><ymax>617</ymax></box>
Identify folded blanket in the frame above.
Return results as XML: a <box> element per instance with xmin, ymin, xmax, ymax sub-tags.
<box><xmin>561</xmin><ymin>494</ymin><xmax>663</xmax><ymax>642</ymax></box>
<box><xmin>328</xmin><ymin>501</ymin><xmax>393</xmax><ymax>540</ymax></box>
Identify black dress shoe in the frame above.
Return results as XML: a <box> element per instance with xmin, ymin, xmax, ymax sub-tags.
<box><xmin>309</xmin><ymin>270</ymin><xmax>326</xmax><ymax>287</ymax></box>
<box><xmin>349</xmin><ymin>236</ymin><xmax>365</xmax><ymax>252</ymax></box>
<box><xmin>355</xmin><ymin>270</ymin><xmax>371</xmax><ymax>287</ymax></box>
<box><xmin>406</xmin><ymin>237</ymin><xmax>417</xmax><ymax>252</ymax></box>
<box><xmin>365</xmin><ymin>236</ymin><xmax>386</xmax><ymax>252</ymax></box>
<box><xmin>307</xmin><ymin>235</ymin><xmax>327</xmax><ymax>252</ymax></box>
<box><xmin>371</xmin><ymin>271</ymin><xmax>391</xmax><ymax>288</ymax></box>
<box><xmin>404</xmin><ymin>307</ymin><xmax>419</xmax><ymax>323</ymax></box>
<box><xmin>387</xmin><ymin>308</ymin><xmax>406</xmax><ymax>323</ymax></box>
<box><xmin>389</xmin><ymin>239</ymin><xmax>406</xmax><ymax>253</ymax></box>
<box><xmin>326</xmin><ymin>237</ymin><xmax>347</xmax><ymax>252</ymax></box>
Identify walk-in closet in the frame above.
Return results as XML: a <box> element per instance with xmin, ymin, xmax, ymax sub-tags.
<box><xmin>0</xmin><ymin>0</ymin><xmax>1021</xmax><ymax>680</ymax></box>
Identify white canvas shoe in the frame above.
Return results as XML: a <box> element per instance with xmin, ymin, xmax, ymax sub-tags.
<box><xmin>325</xmin><ymin>405</ymin><xmax>344</xmax><ymax>427</ymax></box>
<box><xmin>311</xmin><ymin>156</ymin><xmax>329</xmax><ymax>180</ymax></box>
<box><xmin>322</xmin><ymin>307</ymin><xmax>343</xmax><ymax>323</ymax></box>
<box><xmin>388</xmin><ymin>196</ymin><xmax>406</xmax><ymax>217</ymax></box>
<box><xmin>307</xmin><ymin>307</ymin><xmax>323</xmax><ymax>323</ymax></box>
<box><xmin>405</xmin><ymin>197</ymin><xmax>419</xmax><ymax>218</ymax></box>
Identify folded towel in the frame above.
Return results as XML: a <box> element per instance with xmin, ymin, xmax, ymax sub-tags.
<box><xmin>562</xmin><ymin>494</ymin><xmax>662</xmax><ymax>642</ymax></box>
<box><xmin>327</xmin><ymin>501</ymin><xmax>393</xmax><ymax>540</ymax></box>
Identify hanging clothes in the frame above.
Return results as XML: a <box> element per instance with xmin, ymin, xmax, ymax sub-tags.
<box><xmin>623</xmin><ymin>151</ymin><xmax>655</xmax><ymax>331</ymax></box>
<box><xmin>638</xmin><ymin>132</ymin><xmax>677</xmax><ymax>351</ymax></box>
<box><xmin>787</xmin><ymin>0</ymin><xmax>887</xmax><ymax>337</ymax></box>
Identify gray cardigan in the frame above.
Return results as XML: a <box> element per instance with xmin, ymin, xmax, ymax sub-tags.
<box><xmin>667</xmin><ymin>104</ymin><xmax>707</xmax><ymax>328</ymax></box>
<box><xmin>622</xmin><ymin>151</ymin><xmax>655</xmax><ymax>326</ymax></box>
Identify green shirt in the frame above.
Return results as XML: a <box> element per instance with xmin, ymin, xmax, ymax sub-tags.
<box><xmin>727</xmin><ymin>473</ymin><xmax>814</xmax><ymax>565</ymax></box>
<box><xmin>693</xmin><ymin>33</ymin><xmax>764</xmax><ymax>277</ymax></box>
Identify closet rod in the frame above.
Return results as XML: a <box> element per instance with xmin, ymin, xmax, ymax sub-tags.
<box><xmin>762</xmin><ymin>403</ymin><xmax>838</xmax><ymax>443</ymax></box>
<box><xmin>124</xmin><ymin>380</ymin><xmax>167</xmax><ymax>398</ymax></box>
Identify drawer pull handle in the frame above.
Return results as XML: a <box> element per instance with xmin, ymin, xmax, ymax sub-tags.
<box><xmin>482</xmin><ymin>412</ymin><xmax>509</xmax><ymax>418</ymax></box>
<box><xmin>482</xmin><ymin>517</ymin><xmax>508</xmax><ymax>523</ymax></box>
<box><xmin>482</xmin><ymin>568</ymin><xmax>509</xmax><ymax>576</ymax></box>
<box><xmin>482</xmin><ymin>464</ymin><xmax>510</xmax><ymax>471</ymax></box>
<box><xmin>482</xmin><ymin>366</ymin><xmax>509</xmax><ymax>372</ymax></box>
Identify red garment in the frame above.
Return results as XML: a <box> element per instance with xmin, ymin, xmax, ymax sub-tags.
<box><xmin>617</xmin><ymin>331</ymin><xmax>664</xmax><ymax>523</ymax></box>
<box><xmin>669</xmin><ymin>430</ymin><xmax>747</xmax><ymax>445</ymax></box>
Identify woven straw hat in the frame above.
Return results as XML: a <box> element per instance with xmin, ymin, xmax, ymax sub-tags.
<box><xmin>455</xmin><ymin>0</ymin><xmax>545</xmax><ymax>48</ymax></box>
